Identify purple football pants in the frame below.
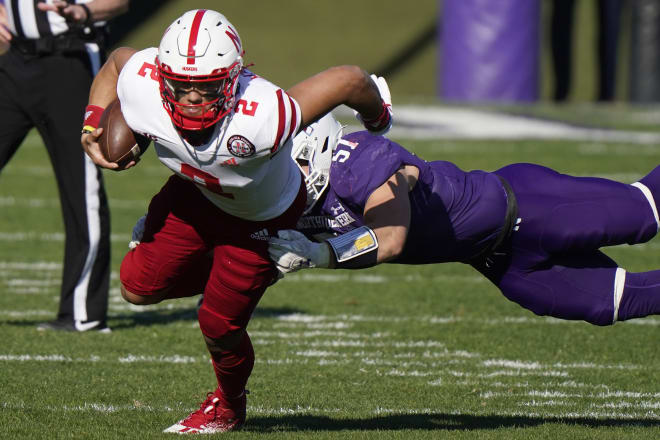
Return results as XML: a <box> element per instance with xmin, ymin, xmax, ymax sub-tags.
<box><xmin>482</xmin><ymin>163</ymin><xmax>660</xmax><ymax>325</ymax></box>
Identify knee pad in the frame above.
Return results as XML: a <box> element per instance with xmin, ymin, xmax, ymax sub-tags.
<box><xmin>198</xmin><ymin>303</ymin><xmax>235</xmax><ymax>340</ymax></box>
<box><xmin>119</xmin><ymin>250</ymin><xmax>156</xmax><ymax>296</ymax></box>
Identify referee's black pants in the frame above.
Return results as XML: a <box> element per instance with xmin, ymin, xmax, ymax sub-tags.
<box><xmin>0</xmin><ymin>46</ymin><xmax>110</xmax><ymax>324</ymax></box>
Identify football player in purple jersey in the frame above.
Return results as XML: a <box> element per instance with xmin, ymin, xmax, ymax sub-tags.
<box><xmin>268</xmin><ymin>113</ymin><xmax>660</xmax><ymax>326</ymax></box>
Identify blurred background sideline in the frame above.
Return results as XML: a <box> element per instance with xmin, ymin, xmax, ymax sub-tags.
<box><xmin>108</xmin><ymin>0</ymin><xmax>641</xmax><ymax>106</ymax></box>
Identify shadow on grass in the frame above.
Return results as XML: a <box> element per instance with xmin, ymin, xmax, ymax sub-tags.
<box><xmin>1</xmin><ymin>308</ymin><xmax>196</xmax><ymax>331</ymax></box>
<box><xmin>108</xmin><ymin>304</ymin><xmax>305</xmax><ymax>330</ymax></box>
<box><xmin>244</xmin><ymin>413</ymin><xmax>660</xmax><ymax>432</ymax></box>
<box><xmin>3</xmin><ymin>305</ymin><xmax>305</xmax><ymax>331</ymax></box>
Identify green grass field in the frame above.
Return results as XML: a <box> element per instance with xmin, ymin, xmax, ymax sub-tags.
<box><xmin>1</xmin><ymin>107</ymin><xmax>659</xmax><ymax>439</ymax></box>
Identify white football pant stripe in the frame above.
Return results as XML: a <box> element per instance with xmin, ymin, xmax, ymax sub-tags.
<box><xmin>73</xmin><ymin>155</ymin><xmax>101</xmax><ymax>322</ymax></box>
<box><xmin>631</xmin><ymin>182</ymin><xmax>660</xmax><ymax>231</ymax></box>
<box><xmin>612</xmin><ymin>267</ymin><xmax>626</xmax><ymax>324</ymax></box>
<box><xmin>73</xmin><ymin>45</ymin><xmax>103</xmax><ymax>322</ymax></box>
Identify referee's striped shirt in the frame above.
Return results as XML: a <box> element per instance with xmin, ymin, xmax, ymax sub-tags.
<box><xmin>3</xmin><ymin>0</ymin><xmax>104</xmax><ymax>40</ymax></box>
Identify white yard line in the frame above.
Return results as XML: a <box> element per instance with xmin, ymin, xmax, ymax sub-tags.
<box><xmin>5</xmin><ymin>287</ymin><xmax>53</xmax><ymax>295</ymax></box>
<box><xmin>377</xmin><ymin>406</ymin><xmax>660</xmax><ymax>420</ymax></box>
<box><xmin>0</xmin><ymin>196</ymin><xmax>147</xmax><ymax>210</ymax></box>
<box><xmin>0</xmin><ymin>354</ymin><xmax>200</xmax><ymax>364</ymax></box>
<box><xmin>481</xmin><ymin>390</ymin><xmax>660</xmax><ymax>399</ymax></box>
<box><xmin>274</xmin><ymin>312</ymin><xmax>660</xmax><ymax>327</ymax></box>
<box><xmin>0</xmin><ymin>232</ymin><xmax>130</xmax><ymax>242</ymax></box>
<box><xmin>0</xmin><ymin>310</ymin><xmax>54</xmax><ymax>317</ymax></box>
<box><xmin>1</xmin><ymin>165</ymin><xmax>166</xmax><ymax>178</ymax></box>
<box><xmin>250</xmin><ymin>330</ymin><xmax>387</xmax><ymax>339</ymax></box>
<box><xmin>0</xmin><ymin>261</ymin><xmax>61</xmax><ymax>270</ymax></box>
<box><xmin>4</xmin><ymin>279</ymin><xmax>60</xmax><ymax>286</ymax></box>
<box><xmin>482</xmin><ymin>359</ymin><xmax>639</xmax><ymax>370</ymax></box>
<box><xmin>0</xmin><ymin>354</ymin><xmax>100</xmax><ymax>362</ymax></box>
<box><xmin>2</xmin><ymin>346</ymin><xmax>656</xmax><ymax>420</ymax></box>
<box><xmin>118</xmin><ymin>354</ymin><xmax>200</xmax><ymax>364</ymax></box>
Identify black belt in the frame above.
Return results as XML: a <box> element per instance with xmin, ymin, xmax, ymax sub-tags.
<box><xmin>466</xmin><ymin>175</ymin><xmax>518</xmax><ymax>267</ymax></box>
<box><xmin>11</xmin><ymin>34</ymin><xmax>92</xmax><ymax>56</ymax></box>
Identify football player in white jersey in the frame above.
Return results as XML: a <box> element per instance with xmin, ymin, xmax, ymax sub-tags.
<box><xmin>79</xmin><ymin>9</ymin><xmax>392</xmax><ymax>434</ymax></box>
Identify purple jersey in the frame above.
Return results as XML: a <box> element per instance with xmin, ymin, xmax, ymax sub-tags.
<box><xmin>294</xmin><ymin>132</ymin><xmax>660</xmax><ymax>325</ymax></box>
<box><xmin>297</xmin><ymin>132</ymin><xmax>509</xmax><ymax>263</ymax></box>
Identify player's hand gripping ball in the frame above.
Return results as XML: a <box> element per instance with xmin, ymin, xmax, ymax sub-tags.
<box><xmin>98</xmin><ymin>99</ymin><xmax>150</xmax><ymax>168</ymax></box>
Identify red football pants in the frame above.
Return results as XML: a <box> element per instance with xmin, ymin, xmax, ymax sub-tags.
<box><xmin>120</xmin><ymin>174</ymin><xmax>305</xmax><ymax>338</ymax></box>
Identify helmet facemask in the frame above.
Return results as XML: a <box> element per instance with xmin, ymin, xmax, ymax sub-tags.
<box><xmin>157</xmin><ymin>9</ymin><xmax>244</xmax><ymax>132</ymax></box>
<box><xmin>299</xmin><ymin>137</ymin><xmax>331</xmax><ymax>212</ymax></box>
<box><xmin>158</xmin><ymin>60</ymin><xmax>242</xmax><ymax>131</ymax></box>
<box><xmin>291</xmin><ymin>114</ymin><xmax>344</xmax><ymax>214</ymax></box>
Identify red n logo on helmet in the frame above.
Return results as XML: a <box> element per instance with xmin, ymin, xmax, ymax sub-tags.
<box><xmin>225</xmin><ymin>25</ymin><xmax>241</xmax><ymax>53</ymax></box>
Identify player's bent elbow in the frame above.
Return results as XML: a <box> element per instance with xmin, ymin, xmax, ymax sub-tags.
<box><xmin>326</xmin><ymin>65</ymin><xmax>370</xmax><ymax>97</ymax></box>
<box><xmin>331</xmin><ymin>64</ymin><xmax>365</xmax><ymax>79</ymax></box>
<box><xmin>377</xmin><ymin>237</ymin><xmax>406</xmax><ymax>263</ymax></box>
<box><xmin>296</xmin><ymin>65</ymin><xmax>364</xmax><ymax>94</ymax></box>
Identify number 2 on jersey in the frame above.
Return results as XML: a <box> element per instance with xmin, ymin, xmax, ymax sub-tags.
<box><xmin>137</xmin><ymin>62</ymin><xmax>158</xmax><ymax>81</ymax></box>
<box><xmin>180</xmin><ymin>164</ymin><xmax>234</xmax><ymax>199</ymax></box>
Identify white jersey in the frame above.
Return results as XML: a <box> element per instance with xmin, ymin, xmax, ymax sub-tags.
<box><xmin>117</xmin><ymin>48</ymin><xmax>302</xmax><ymax>221</ymax></box>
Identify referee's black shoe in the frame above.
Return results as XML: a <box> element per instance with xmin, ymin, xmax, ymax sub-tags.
<box><xmin>36</xmin><ymin>319</ymin><xmax>111</xmax><ymax>333</ymax></box>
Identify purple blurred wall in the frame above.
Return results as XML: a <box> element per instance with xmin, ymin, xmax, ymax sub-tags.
<box><xmin>440</xmin><ymin>0</ymin><xmax>541</xmax><ymax>103</ymax></box>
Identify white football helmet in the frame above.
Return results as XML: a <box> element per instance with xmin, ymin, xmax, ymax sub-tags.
<box><xmin>292</xmin><ymin>113</ymin><xmax>344</xmax><ymax>213</ymax></box>
<box><xmin>157</xmin><ymin>9</ymin><xmax>244</xmax><ymax>131</ymax></box>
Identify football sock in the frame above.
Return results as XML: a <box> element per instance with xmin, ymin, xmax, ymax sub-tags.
<box><xmin>617</xmin><ymin>270</ymin><xmax>660</xmax><ymax>321</ymax></box>
<box><xmin>211</xmin><ymin>332</ymin><xmax>254</xmax><ymax>399</ymax></box>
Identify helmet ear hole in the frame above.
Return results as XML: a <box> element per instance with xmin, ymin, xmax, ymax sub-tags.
<box><xmin>321</xmin><ymin>137</ymin><xmax>329</xmax><ymax>153</ymax></box>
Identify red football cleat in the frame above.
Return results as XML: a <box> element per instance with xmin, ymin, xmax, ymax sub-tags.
<box><xmin>163</xmin><ymin>389</ymin><xmax>247</xmax><ymax>434</ymax></box>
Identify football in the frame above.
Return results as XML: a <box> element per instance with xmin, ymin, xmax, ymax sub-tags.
<box><xmin>97</xmin><ymin>98</ymin><xmax>150</xmax><ymax>168</ymax></box>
